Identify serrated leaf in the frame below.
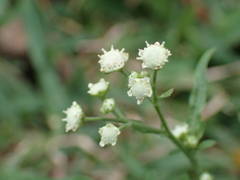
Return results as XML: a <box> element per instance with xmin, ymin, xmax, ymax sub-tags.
<box><xmin>189</xmin><ymin>48</ymin><xmax>216</xmax><ymax>138</ymax></box>
<box><xmin>198</xmin><ymin>140</ymin><xmax>216</xmax><ymax>150</ymax></box>
<box><xmin>158</xmin><ymin>88</ymin><xmax>174</xmax><ymax>99</ymax></box>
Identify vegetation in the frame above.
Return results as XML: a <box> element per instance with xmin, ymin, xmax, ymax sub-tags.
<box><xmin>0</xmin><ymin>0</ymin><xmax>239</xmax><ymax>179</ymax></box>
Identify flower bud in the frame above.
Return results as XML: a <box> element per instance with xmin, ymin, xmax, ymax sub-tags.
<box><xmin>98</xmin><ymin>123</ymin><xmax>120</xmax><ymax>147</ymax></box>
<box><xmin>100</xmin><ymin>98</ymin><xmax>115</xmax><ymax>114</ymax></box>
<box><xmin>172</xmin><ymin>123</ymin><xmax>189</xmax><ymax>139</ymax></box>
<box><xmin>184</xmin><ymin>135</ymin><xmax>199</xmax><ymax>148</ymax></box>
<box><xmin>88</xmin><ymin>78</ymin><xmax>109</xmax><ymax>97</ymax></box>
<box><xmin>127</xmin><ymin>71</ymin><xmax>152</xmax><ymax>105</ymax></box>
<box><xmin>137</xmin><ymin>41</ymin><xmax>171</xmax><ymax>70</ymax></box>
<box><xmin>62</xmin><ymin>101</ymin><xmax>84</xmax><ymax>132</ymax></box>
<box><xmin>200</xmin><ymin>172</ymin><xmax>213</xmax><ymax>180</ymax></box>
<box><xmin>98</xmin><ymin>45</ymin><xmax>128</xmax><ymax>73</ymax></box>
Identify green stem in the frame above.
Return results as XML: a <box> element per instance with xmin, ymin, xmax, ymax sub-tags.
<box><xmin>85</xmin><ymin>116</ymin><xmax>126</xmax><ymax>123</ymax></box>
<box><xmin>84</xmin><ymin>116</ymin><xmax>164</xmax><ymax>135</ymax></box>
<box><xmin>120</xmin><ymin>69</ymin><xmax>129</xmax><ymax>77</ymax></box>
<box><xmin>151</xmin><ymin>70</ymin><xmax>198</xmax><ymax>179</ymax></box>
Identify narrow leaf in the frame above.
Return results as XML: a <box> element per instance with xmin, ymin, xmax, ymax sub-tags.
<box><xmin>158</xmin><ymin>88</ymin><xmax>174</xmax><ymax>99</ymax></box>
<box><xmin>189</xmin><ymin>48</ymin><xmax>216</xmax><ymax>138</ymax></box>
<box><xmin>21</xmin><ymin>0</ymin><xmax>68</xmax><ymax>113</ymax></box>
<box><xmin>198</xmin><ymin>140</ymin><xmax>216</xmax><ymax>150</ymax></box>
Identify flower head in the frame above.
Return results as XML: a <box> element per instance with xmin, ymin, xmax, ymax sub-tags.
<box><xmin>127</xmin><ymin>71</ymin><xmax>152</xmax><ymax>105</ymax></box>
<box><xmin>100</xmin><ymin>98</ymin><xmax>115</xmax><ymax>114</ymax></box>
<box><xmin>200</xmin><ymin>172</ymin><xmax>213</xmax><ymax>180</ymax></box>
<box><xmin>137</xmin><ymin>41</ymin><xmax>171</xmax><ymax>69</ymax></box>
<box><xmin>88</xmin><ymin>78</ymin><xmax>109</xmax><ymax>97</ymax></box>
<box><xmin>172</xmin><ymin>123</ymin><xmax>189</xmax><ymax>139</ymax></box>
<box><xmin>98</xmin><ymin>123</ymin><xmax>120</xmax><ymax>147</ymax></box>
<box><xmin>98</xmin><ymin>45</ymin><xmax>128</xmax><ymax>73</ymax></box>
<box><xmin>62</xmin><ymin>101</ymin><xmax>84</xmax><ymax>132</ymax></box>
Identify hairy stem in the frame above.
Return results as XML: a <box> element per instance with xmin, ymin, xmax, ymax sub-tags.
<box><xmin>151</xmin><ymin>70</ymin><xmax>199</xmax><ymax>179</ymax></box>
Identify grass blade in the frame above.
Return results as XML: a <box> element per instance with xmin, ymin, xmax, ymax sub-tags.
<box><xmin>21</xmin><ymin>0</ymin><xmax>68</xmax><ymax>113</ymax></box>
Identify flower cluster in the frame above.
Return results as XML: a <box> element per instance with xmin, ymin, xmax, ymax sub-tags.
<box><xmin>59</xmin><ymin>41</ymin><xmax>214</xmax><ymax>179</ymax></box>
<box><xmin>62</xmin><ymin>41</ymin><xmax>171</xmax><ymax>147</ymax></box>
<box><xmin>62</xmin><ymin>101</ymin><xmax>120</xmax><ymax>147</ymax></box>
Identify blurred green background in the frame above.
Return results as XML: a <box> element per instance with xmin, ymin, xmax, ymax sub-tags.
<box><xmin>0</xmin><ymin>0</ymin><xmax>240</xmax><ymax>179</ymax></box>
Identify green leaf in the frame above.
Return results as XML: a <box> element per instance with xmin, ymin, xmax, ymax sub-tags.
<box><xmin>189</xmin><ymin>48</ymin><xmax>216</xmax><ymax>138</ymax></box>
<box><xmin>198</xmin><ymin>140</ymin><xmax>216</xmax><ymax>151</ymax></box>
<box><xmin>158</xmin><ymin>88</ymin><xmax>174</xmax><ymax>99</ymax></box>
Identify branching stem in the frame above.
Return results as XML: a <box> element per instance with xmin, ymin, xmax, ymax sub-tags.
<box><xmin>151</xmin><ymin>70</ymin><xmax>199</xmax><ymax>179</ymax></box>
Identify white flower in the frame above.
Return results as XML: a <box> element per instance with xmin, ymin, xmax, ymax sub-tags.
<box><xmin>98</xmin><ymin>123</ymin><xmax>120</xmax><ymax>147</ymax></box>
<box><xmin>137</xmin><ymin>41</ymin><xmax>171</xmax><ymax>69</ymax></box>
<box><xmin>98</xmin><ymin>45</ymin><xmax>129</xmax><ymax>73</ymax></box>
<box><xmin>88</xmin><ymin>78</ymin><xmax>109</xmax><ymax>96</ymax></box>
<box><xmin>62</xmin><ymin>101</ymin><xmax>84</xmax><ymax>132</ymax></box>
<box><xmin>100</xmin><ymin>98</ymin><xmax>115</xmax><ymax>114</ymax></box>
<box><xmin>200</xmin><ymin>172</ymin><xmax>213</xmax><ymax>180</ymax></box>
<box><xmin>172</xmin><ymin>123</ymin><xmax>189</xmax><ymax>139</ymax></box>
<box><xmin>127</xmin><ymin>71</ymin><xmax>152</xmax><ymax>105</ymax></box>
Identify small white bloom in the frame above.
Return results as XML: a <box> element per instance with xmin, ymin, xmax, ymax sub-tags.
<box><xmin>100</xmin><ymin>98</ymin><xmax>115</xmax><ymax>114</ymax></box>
<box><xmin>137</xmin><ymin>41</ymin><xmax>171</xmax><ymax>69</ymax></box>
<box><xmin>172</xmin><ymin>123</ymin><xmax>189</xmax><ymax>139</ymax></box>
<box><xmin>99</xmin><ymin>123</ymin><xmax>120</xmax><ymax>147</ymax></box>
<box><xmin>185</xmin><ymin>135</ymin><xmax>199</xmax><ymax>148</ymax></box>
<box><xmin>127</xmin><ymin>71</ymin><xmax>152</xmax><ymax>105</ymax></box>
<box><xmin>62</xmin><ymin>101</ymin><xmax>84</xmax><ymax>132</ymax></box>
<box><xmin>88</xmin><ymin>78</ymin><xmax>109</xmax><ymax>96</ymax></box>
<box><xmin>98</xmin><ymin>45</ymin><xmax>129</xmax><ymax>73</ymax></box>
<box><xmin>200</xmin><ymin>172</ymin><xmax>213</xmax><ymax>180</ymax></box>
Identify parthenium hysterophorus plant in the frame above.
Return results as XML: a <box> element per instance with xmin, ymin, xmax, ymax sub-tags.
<box><xmin>62</xmin><ymin>41</ymin><xmax>215</xmax><ymax>180</ymax></box>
